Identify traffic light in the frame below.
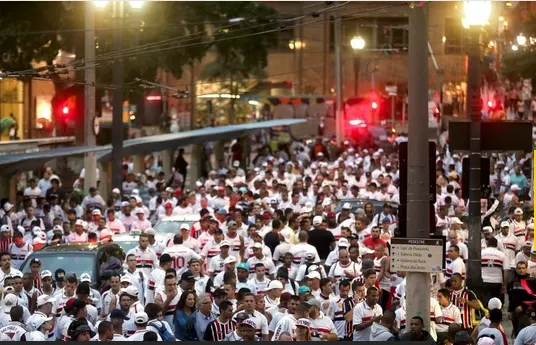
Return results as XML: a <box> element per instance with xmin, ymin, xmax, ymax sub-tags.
<box><xmin>62</xmin><ymin>106</ymin><xmax>69</xmax><ymax>115</ymax></box>
<box><xmin>371</xmin><ymin>101</ymin><xmax>378</xmax><ymax>109</ymax></box>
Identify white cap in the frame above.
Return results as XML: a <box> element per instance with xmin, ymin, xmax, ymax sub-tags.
<box><xmin>223</xmin><ymin>256</ymin><xmax>237</xmax><ymax>264</ymax></box>
<box><xmin>482</xmin><ymin>226</ymin><xmax>493</xmax><ymax>233</ymax></box>
<box><xmin>233</xmin><ymin>160</ymin><xmax>240</xmax><ymax>168</ymax></box>
<box><xmin>36</xmin><ymin>294</ymin><xmax>56</xmax><ymax>307</ymax></box>
<box><xmin>131</xmin><ymin>189</ymin><xmax>139</xmax><ymax>196</ymax></box>
<box><xmin>450</xmin><ymin>217</ymin><xmax>463</xmax><ymax>225</ymax></box>
<box><xmin>75</xmin><ymin>219</ymin><xmax>85</xmax><ymax>227</ymax></box>
<box><xmin>514</xmin><ymin>208</ymin><xmax>523</xmax><ymax>215</ymax></box>
<box><xmin>252</xmin><ymin>242</ymin><xmax>262</xmax><ymax>249</ymax></box>
<box><xmin>28</xmin><ymin>313</ymin><xmax>53</xmax><ymax>331</ymax></box>
<box><xmin>134</xmin><ymin>312</ymin><xmax>149</xmax><ymax>324</ymax></box>
<box><xmin>145</xmin><ymin>228</ymin><xmax>156</xmax><ymax>236</ymax></box>
<box><xmin>511</xmin><ymin>185</ymin><xmax>521</xmax><ymax>191</ymax></box>
<box><xmin>112</xmin><ymin>188</ymin><xmax>121</xmax><ymax>195</ymax></box>
<box><xmin>123</xmin><ymin>285</ymin><xmax>139</xmax><ymax>298</ymax></box>
<box><xmin>80</xmin><ymin>272</ymin><xmax>91</xmax><ymax>283</ymax></box>
<box><xmin>0</xmin><ymin>225</ymin><xmax>10</xmax><ymax>233</ymax></box>
<box><xmin>296</xmin><ymin>318</ymin><xmax>312</xmax><ymax>329</ymax></box>
<box><xmin>32</xmin><ymin>226</ymin><xmax>41</xmax><ymax>235</ymax></box>
<box><xmin>3</xmin><ymin>294</ymin><xmax>18</xmax><ymax>312</ymax></box>
<box><xmin>92</xmin><ymin>209</ymin><xmax>101</xmax><ymax>216</ymax></box>
<box><xmin>134</xmin><ymin>208</ymin><xmax>144</xmax><ymax>215</ymax></box>
<box><xmin>306</xmin><ymin>271</ymin><xmax>321</xmax><ymax>280</ymax></box>
<box><xmin>3</xmin><ymin>202</ymin><xmax>13</xmax><ymax>212</ymax></box>
<box><xmin>487</xmin><ymin>297</ymin><xmax>502</xmax><ymax>310</ymax></box>
<box><xmin>266</xmin><ymin>280</ymin><xmax>284</xmax><ymax>290</ymax></box>
<box><xmin>500</xmin><ymin>221</ymin><xmax>510</xmax><ymax>228</ymax></box>
<box><xmin>312</xmin><ymin>216</ymin><xmax>323</xmax><ymax>226</ymax></box>
<box><xmin>40</xmin><ymin>270</ymin><xmax>52</xmax><ymax>279</ymax></box>
<box><xmin>120</xmin><ymin>276</ymin><xmax>132</xmax><ymax>284</ymax></box>
<box><xmin>219</xmin><ymin>240</ymin><xmax>230</xmax><ymax>248</ymax></box>
<box><xmin>342</xmin><ymin>202</ymin><xmax>352</xmax><ymax>210</ymax></box>
<box><xmin>337</xmin><ymin>238</ymin><xmax>349</xmax><ymax>248</ymax></box>
<box><xmin>180</xmin><ymin>223</ymin><xmax>190</xmax><ymax>230</ymax></box>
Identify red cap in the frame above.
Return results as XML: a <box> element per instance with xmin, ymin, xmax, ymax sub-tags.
<box><xmin>165</xmin><ymin>202</ymin><xmax>173</xmax><ymax>209</ymax></box>
<box><xmin>262</xmin><ymin>213</ymin><xmax>271</xmax><ymax>220</ymax></box>
<box><xmin>64</xmin><ymin>298</ymin><xmax>76</xmax><ymax>312</ymax></box>
<box><xmin>175</xmin><ymin>189</ymin><xmax>182</xmax><ymax>197</ymax></box>
<box><xmin>327</xmin><ymin>212</ymin><xmax>336</xmax><ymax>217</ymax></box>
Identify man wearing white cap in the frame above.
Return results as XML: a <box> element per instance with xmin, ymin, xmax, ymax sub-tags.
<box><xmin>131</xmin><ymin>208</ymin><xmax>151</xmax><ymax>233</ymax></box>
<box><xmin>128</xmin><ymin>311</ymin><xmax>162</xmax><ymax>341</ymax></box>
<box><xmin>516</xmin><ymin>241</ymin><xmax>532</xmax><ymax>265</ymax></box>
<box><xmin>106</xmin><ymin>209</ymin><xmax>126</xmax><ymax>234</ymax></box>
<box><xmin>246</xmin><ymin>243</ymin><xmax>276</xmax><ymax>280</ymax></box>
<box><xmin>264</xmin><ymin>280</ymin><xmax>283</xmax><ymax>313</ymax></box>
<box><xmin>510</xmin><ymin>207</ymin><xmax>527</xmax><ymax>248</ymax></box>
<box><xmin>496</xmin><ymin>220</ymin><xmax>518</xmax><ymax>268</ymax></box>
<box><xmin>213</xmin><ymin>256</ymin><xmax>237</xmax><ymax>287</ymax></box>
<box><xmin>67</xmin><ymin>219</ymin><xmax>88</xmax><ymax>244</ymax></box>
<box><xmin>25</xmin><ymin>312</ymin><xmax>53</xmax><ymax>341</ymax></box>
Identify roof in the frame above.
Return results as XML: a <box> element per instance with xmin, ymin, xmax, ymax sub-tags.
<box><xmin>38</xmin><ymin>243</ymin><xmax>114</xmax><ymax>253</ymax></box>
<box><xmin>97</xmin><ymin>119</ymin><xmax>306</xmax><ymax>161</ymax></box>
<box><xmin>0</xmin><ymin>145</ymin><xmax>108</xmax><ymax>175</ymax></box>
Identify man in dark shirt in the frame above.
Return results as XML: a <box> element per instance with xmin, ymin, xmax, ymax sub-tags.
<box><xmin>264</xmin><ymin>220</ymin><xmax>282</xmax><ymax>255</ymax></box>
<box><xmin>307</xmin><ymin>216</ymin><xmax>336</xmax><ymax>260</ymax></box>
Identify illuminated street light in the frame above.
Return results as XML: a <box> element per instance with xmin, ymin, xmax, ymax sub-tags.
<box><xmin>129</xmin><ymin>1</ymin><xmax>144</xmax><ymax>9</ymax></box>
<box><xmin>94</xmin><ymin>1</ymin><xmax>108</xmax><ymax>8</ymax></box>
<box><xmin>517</xmin><ymin>33</ymin><xmax>527</xmax><ymax>46</ymax></box>
<box><xmin>350</xmin><ymin>36</ymin><xmax>366</xmax><ymax>50</ymax></box>
<box><xmin>512</xmin><ymin>45</ymin><xmax>519</xmax><ymax>51</ymax></box>
<box><xmin>288</xmin><ymin>40</ymin><xmax>305</xmax><ymax>50</ymax></box>
<box><xmin>461</xmin><ymin>1</ymin><xmax>491</xmax><ymax>28</ymax></box>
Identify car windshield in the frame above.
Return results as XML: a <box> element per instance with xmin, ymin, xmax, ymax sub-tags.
<box><xmin>115</xmin><ymin>240</ymin><xmax>138</xmax><ymax>253</ymax></box>
<box><xmin>154</xmin><ymin>220</ymin><xmax>195</xmax><ymax>235</ymax></box>
<box><xmin>369</xmin><ymin>126</ymin><xmax>387</xmax><ymax>137</ymax></box>
<box><xmin>22</xmin><ymin>253</ymin><xmax>95</xmax><ymax>281</ymax></box>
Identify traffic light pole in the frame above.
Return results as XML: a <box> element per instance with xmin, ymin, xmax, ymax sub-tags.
<box><xmin>111</xmin><ymin>1</ymin><xmax>125</xmax><ymax>192</ymax></box>
<box><xmin>334</xmin><ymin>3</ymin><xmax>343</xmax><ymax>146</ymax></box>
<box><xmin>466</xmin><ymin>25</ymin><xmax>483</xmax><ymax>290</ymax></box>
<box><xmin>84</xmin><ymin>2</ymin><xmax>97</xmax><ymax>194</ymax></box>
<box><xmin>406</xmin><ymin>3</ymin><xmax>431</xmax><ymax>331</ymax></box>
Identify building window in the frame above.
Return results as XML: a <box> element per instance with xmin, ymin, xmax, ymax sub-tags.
<box><xmin>444</xmin><ymin>18</ymin><xmax>464</xmax><ymax>54</ymax></box>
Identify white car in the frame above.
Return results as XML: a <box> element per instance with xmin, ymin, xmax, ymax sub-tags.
<box><xmin>113</xmin><ymin>214</ymin><xmax>201</xmax><ymax>252</ymax></box>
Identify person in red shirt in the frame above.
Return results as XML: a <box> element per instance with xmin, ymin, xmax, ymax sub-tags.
<box><xmin>362</xmin><ymin>226</ymin><xmax>387</xmax><ymax>250</ymax></box>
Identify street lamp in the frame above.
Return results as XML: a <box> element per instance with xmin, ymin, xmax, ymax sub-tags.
<box><xmin>350</xmin><ymin>36</ymin><xmax>365</xmax><ymax>96</ymax></box>
<box><xmin>517</xmin><ymin>33</ymin><xmax>527</xmax><ymax>46</ymax></box>
<box><xmin>462</xmin><ymin>0</ymin><xmax>490</xmax><ymax>293</ymax></box>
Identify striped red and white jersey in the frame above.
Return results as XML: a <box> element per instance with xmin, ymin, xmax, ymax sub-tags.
<box><xmin>395</xmin><ymin>305</ymin><xmax>406</xmax><ymax>331</ymax></box>
<box><xmin>329</xmin><ymin>297</ymin><xmax>346</xmax><ymax>339</ymax></box>
<box><xmin>163</xmin><ymin>244</ymin><xmax>201</xmax><ymax>276</ymax></box>
<box><xmin>436</xmin><ymin>303</ymin><xmax>462</xmax><ymax>333</ymax></box>
<box><xmin>200</xmin><ymin>240</ymin><xmax>221</xmax><ymax>268</ymax></box>
<box><xmin>311</xmin><ymin>312</ymin><xmax>338</xmax><ymax>341</ymax></box>
<box><xmin>352</xmin><ymin>301</ymin><xmax>383</xmax><ymax>341</ymax></box>
<box><xmin>101</xmin><ymin>289</ymin><xmax>120</xmax><ymax>315</ymax></box>
<box><xmin>495</xmin><ymin>233</ymin><xmax>517</xmax><ymax>268</ymax></box>
<box><xmin>450</xmin><ymin>287</ymin><xmax>477</xmax><ymax>329</ymax></box>
<box><xmin>126</xmin><ymin>246</ymin><xmax>158</xmax><ymax>277</ymax></box>
<box><xmin>238</xmin><ymin>310</ymin><xmax>268</xmax><ymax>338</ymax></box>
<box><xmin>156</xmin><ymin>288</ymin><xmax>180</xmax><ymax>329</ymax></box>
<box><xmin>8</xmin><ymin>242</ymin><xmax>33</xmax><ymax>270</ymax></box>
<box><xmin>481</xmin><ymin>247</ymin><xmax>509</xmax><ymax>284</ymax></box>
<box><xmin>445</xmin><ymin>257</ymin><xmax>466</xmax><ymax>280</ymax></box>
<box><xmin>146</xmin><ymin>266</ymin><xmax>166</xmax><ymax>304</ymax></box>
<box><xmin>203</xmin><ymin>318</ymin><xmax>237</xmax><ymax>341</ymax></box>
<box><xmin>343</xmin><ymin>297</ymin><xmax>359</xmax><ymax>339</ymax></box>
<box><xmin>247</xmin><ymin>277</ymin><xmax>270</xmax><ymax>295</ymax></box>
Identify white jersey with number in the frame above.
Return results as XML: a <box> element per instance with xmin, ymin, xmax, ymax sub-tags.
<box><xmin>8</xmin><ymin>242</ymin><xmax>33</xmax><ymax>270</ymax></box>
<box><xmin>0</xmin><ymin>322</ymin><xmax>28</xmax><ymax>341</ymax></box>
<box><xmin>163</xmin><ymin>245</ymin><xmax>201</xmax><ymax>276</ymax></box>
<box><xmin>481</xmin><ymin>247</ymin><xmax>508</xmax><ymax>284</ymax></box>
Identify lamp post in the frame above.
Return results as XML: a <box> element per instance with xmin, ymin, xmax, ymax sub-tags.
<box><xmin>517</xmin><ymin>33</ymin><xmax>527</xmax><ymax>47</ymax></box>
<box><xmin>95</xmin><ymin>0</ymin><xmax>143</xmax><ymax>192</ymax></box>
<box><xmin>350</xmin><ymin>36</ymin><xmax>365</xmax><ymax>97</ymax></box>
<box><xmin>462</xmin><ymin>0</ymin><xmax>491</xmax><ymax>291</ymax></box>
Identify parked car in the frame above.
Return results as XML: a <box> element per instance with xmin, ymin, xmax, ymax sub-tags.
<box><xmin>153</xmin><ymin>214</ymin><xmax>200</xmax><ymax>246</ymax></box>
<box><xmin>20</xmin><ymin>243</ymin><xmax>125</xmax><ymax>288</ymax></box>
<box><xmin>333</xmin><ymin>199</ymin><xmax>399</xmax><ymax>215</ymax></box>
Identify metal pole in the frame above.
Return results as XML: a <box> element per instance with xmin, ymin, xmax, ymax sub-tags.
<box><xmin>298</xmin><ymin>14</ymin><xmax>304</xmax><ymax>94</ymax></box>
<box><xmin>322</xmin><ymin>12</ymin><xmax>329</xmax><ymax>95</ymax></box>
<box><xmin>353</xmin><ymin>56</ymin><xmax>360</xmax><ymax>97</ymax></box>
<box><xmin>466</xmin><ymin>25</ymin><xmax>483</xmax><ymax>290</ymax></box>
<box><xmin>334</xmin><ymin>3</ymin><xmax>343</xmax><ymax>145</ymax></box>
<box><xmin>406</xmin><ymin>3</ymin><xmax>431</xmax><ymax>331</ymax></box>
<box><xmin>84</xmin><ymin>2</ymin><xmax>97</xmax><ymax>194</ymax></box>
<box><xmin>111</xmin><ymin>1</ymin><xmax>124</xmax><ymax>191</ymax></box>
<box><xmin>391</xmin><ymin>95</ymin><xmax>395</xmax><ymax>126</ymax></box>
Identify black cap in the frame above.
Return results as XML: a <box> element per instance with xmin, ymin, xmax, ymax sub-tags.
<box><xmin>68</xmin><ymin>320</ymin><xmax>96</xmax><ymax>340</ymax></box>
<box><xmin>159</xmin><ymin>254</ymin><xmax>172</xmax><ymax>263</ymax></box>
<box><xmin>55</xmin><ymin>269</ymin><xmax>66</xmax><ymax>281</ymax></box>
<box><xmin>214</xmin><ymin>228</ymin><xmax>223</xmax><ymax>235</ymax></box>
<box><xmin>29</xmin><ymin>258</ymin><xmax>41</xmax><ymax>266</ymax></box>
<box><xmin>110</xmin><ymin>309</ymin><xmax>129</xmax><ymax>320</ymax></box>
<box><xmin>180</xmin><ymin>271</ymin><xmax>195</xmax><ymax>281</ymax></box>
<box><xmin>76</xmin><ymin>282</ymin><xmax>91</xmax><ymax>295</ymax></box>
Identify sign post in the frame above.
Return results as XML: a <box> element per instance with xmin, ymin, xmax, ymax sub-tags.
<box><xmin>390</xmin><ymin>238</ymin><xmax>445</xmax><ymax>273</ymax></box>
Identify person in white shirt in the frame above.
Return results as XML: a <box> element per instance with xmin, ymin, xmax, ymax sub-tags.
<box><xmin>481</xmin><ymin>237</ymin><xmax>509</xmax><ymax>306</ymax></box>
<box><xmin>23</xmin><ymin>179</ymin><xmax>41</xmax><ymax>208</ymax></box>
<box><xmin>306</xmin><ymin>298</ymin><xmax>338</xmax><ymax>341</ymax></box>
<box><xmin>163</xmin><ymin>234</ymin><xmax>202</xmax><ymax>277</ymax></box>
<box><xmin>444</xmin><ymin>245</ymin><xmax>466</xmax><ymax>281</ymax></box>
<box><xmin>352</xmin><ymin>287</ymin><xmax>383</xmax><ymax>341</ymax></box>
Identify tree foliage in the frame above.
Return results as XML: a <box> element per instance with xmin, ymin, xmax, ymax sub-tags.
<box><xmin>501</xmin><ymin>14</ymin><xmax>536</xmax><ymax>87</ymax></box>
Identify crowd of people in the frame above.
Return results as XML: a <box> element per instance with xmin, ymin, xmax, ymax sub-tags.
<box><xmin>0</xmin><ymin>135</ymin><xmax>532</xmax><ymax>343</ymax></box>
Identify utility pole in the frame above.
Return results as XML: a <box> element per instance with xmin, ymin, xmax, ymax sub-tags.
<box><xmin>466</xmin><ymin>25</ymin><xmax>483</xmax><ymax>290</ymax></box>
<box><xmin>406</xmin><ymin>3</ymin><xmax>431</xmax><ymax>331</ymax></box>
<box><xmin>298</xmin><ymin>11</ymin><xmax>304</xmax><ymax>94</ymax></box>
<box><xmin>111</xmin><ymin>1</ymin><xmax>125</xmax><ymax>192</ymax></box>
<box><xmin>84</xmin><ymin>2</ymin><xmax>97</xmax><ymax>194</ymax></box>
<box><xmin>334</xmin><ymin>2</ymin><xmax>343</xmax><ymax>146</ymax></box>
<box><xmin>322</xmin><ymin>12</ymin><xmax>330</xmax><ymax>95</ymax></box>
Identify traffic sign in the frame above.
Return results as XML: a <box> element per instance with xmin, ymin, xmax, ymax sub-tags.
<box><xmin>390</xmin><ymin>238</ymin><xmax>445</xmax><ymax>273</ymax></box>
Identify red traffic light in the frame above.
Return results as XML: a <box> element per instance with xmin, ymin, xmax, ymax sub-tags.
<box><xmin>146</xmin><ymin>95</ymin><xmax>162</xmax><ymax>101</ymax></box>
<box><xmin>62</xmin><ymin>106</ymin><xmax>69</xmax><ymax>115</ymax></box>
<box><xmin>371</xmin><ymin>101</ymin><xmax>378</xmax><ymax>109</ymax></box>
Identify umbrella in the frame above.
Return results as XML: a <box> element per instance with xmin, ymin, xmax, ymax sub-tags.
<box><xmin>0</xmin><ymin>117</ymin><xmax>15</xmax><ymax>133</ymax></box>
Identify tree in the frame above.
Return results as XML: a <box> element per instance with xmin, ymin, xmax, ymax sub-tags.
<box><xmin>198</xmin><ymin>2</ymin><xmax>279</xmax><ymax>124</ymax></box>
<box><xmin>501</xmin><ymin>14</ymin><xmax>536</xmax><ymax>88</ymax></box>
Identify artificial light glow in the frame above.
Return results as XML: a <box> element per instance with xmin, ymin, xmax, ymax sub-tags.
<box><xmin>349</xmin><ymin>119</ymin><xmax>365</xmax><ymax>126</ymax></box>
<box><xmin>146</xmin><ymin>95</ymin><xmax>162</xmax><ymax>101</ymax></box>
<box><xmin>350</xmin><ymin>36</ymin><xmax>366</xmax><ymax>50</ymax></box>
<box><xmin>512</xmin><ymin>45</ymin><xmax>519</xmax><ymax>51</ymax></box>
<box><xmin>219</xmin><ymin>93</ymin><xmax>240</xmax><ymax>99</ymax></box>
<box><xmin>498</xmin><ymin>16</ymin><xmax>504</xmax><ymax>22</ymax></box>
<box><xmin>130</xmin><ymin>115</ymin><xmax>136</xmax><ymax>120</ymax></box>
<box><xmin>289</xmin><ymin>40</ymin><xmax>306</xmax><ymax>50</ymax></box>
<box><xmin>517</xmin><ymin>34</ymin><xmax>527</xmax><ymax>46</ymax></box>
<box><xmin>487</xmin><ymin>101</ymin><xmax>493</xmax><ymax>107</ymax></box>
<box><xmin>462</xmin><ymin>1</ymin><xmax>491</xmax><ymax>28</ymax></box>
<box><xmin>371</xmin><ymin>102</ymin><xmax>378</xmax><ymax>109</ymax></box>
<box><xmin>94</xmin><ymin>1</ymin><xmax>108</xmax><ymax>8</ymax></box>
<box><xmin>197</xmin><ymin>93</ymin><xmax>240</xmax><ymax>99</ymax></box>
<box><xmin>129</xmin><ymin>1</ymin><xmax>144</xmax><ymax>9</ymax></box>
<box><xmin>248</xmin><ymin>100</ymin><xmax>260</xmax><ymax>106</ymax></box>
<box><xmin>62</xmin><ymin>106</ymin><xmax>69</xmax><ymax>115</ymax></box>
<box><xmin>229</xmin><ymin>17</ymin><xmax>244</xmax><ymax>23</ymax></box>
<box><xmin>442</xmin><ymin>36</ymin><xmax>447</xmax><ymax>43</ymax></box>
<box><xmin>488</xmin><ymin>41</ymin><xmax>495</xmax><ymax>47</ymax></box>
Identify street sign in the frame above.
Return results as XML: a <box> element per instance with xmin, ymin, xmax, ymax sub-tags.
<box><xmin>390</xmin><ymin>238</ymin><xmax>445</xmax><ymax>273</ymax></box>
<box><xmin>385</xmin><ymin>86</ymin><xmax>397</xmax><ymax>96</ymax></box>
